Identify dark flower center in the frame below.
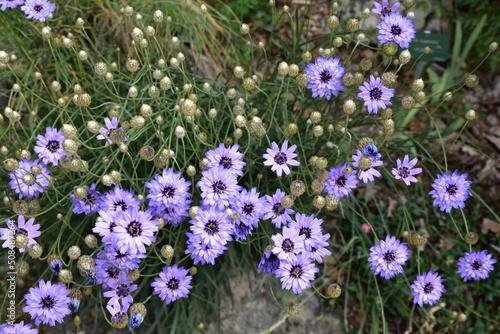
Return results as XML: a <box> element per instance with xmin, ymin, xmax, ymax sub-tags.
<box><xmin>40</xmin><ymin>296</ymin><xmax>56</xmax><ymax>309</ymax></box>
<box><xmin>114</xmin><ymin>200</ymin><xmax>128</xmax><ymax>211</ymax></box>
<box><xmin>47</xmin><ymin>140</ymin><xmax>60</xmax><ymax>152</ymax></box>
<box><xmin>290</xmin><ymin>265</ymin><xmax>304</xmax><ymax>278</ymax></box>
<box><xmin>127</xmin><ymin>221</ymin><xmax>142</xmax><ymax>236</ymax></box>
<box><xmin>282</xmin><ymin>238</ymin><xmax>294</xmax><ymax>252</ymax></box>
<box><xmin>423</xmin><ymin>283</ymin><xmax>434</xmax><ymax>294</ymax></box>
<box><xmin>167</xmin><ymin>278</ymin><xmax>180</xmax><ymax>290</ymax></box>
<box><xmin>204</xmin><ymin>220</ymin><xmax>219</xmax><ymax>235</ymax></box>
<box><xmin>106</xmin><ymin>267</ymin><xmax>119</xmax><ymax>279</ymax></box>
<box><xmin>243</xmin><ymin>203</ymin><xmax>254</xmax><ymax>215</ymax></box>
<box><xmin>472</xmin><ymin>261</ymin><xmax>482</xmax><ymax>270</ymax></box>
<box><xmin>15</xmin><ymin>228</ymin><xmax>28</xmax><ymax>236</ymax></box>
<box><xmin>109</xmin><ymin>222</ymin><xmax>117</xmax><ymax>232</ymax></box>
<box><xmin>320</xmin><ymin>69</ymin><xmax>332</xmax><ymax>83</ymax></box>
<box><xmin>34</xmin><ymin>5</ymin><xmax>43</xmax><ymax>12</ymax></box>
<box><xmin>274</xmin><ymin>152</ymin><xmax>287</xmax><ymax>165</ymax></box>
<box><xmin>381</xmin><ymin>8</ymin><xmax>391</xmax><ymax>16</ymax></box>
<box><xmin>446</xmin><ymin>184</ymin><xmax>457</xmax><ymax>196</ymax></box>
<box><xmin>112</xmin><ymin>311</ymin><xmax>126</xmax><ymax>323</ymax></box>
<box><xmin>162</xmin><ymin>186</ymin><xmax>176</xmax><ymax>198</ymax></box>
<box><xmin>50</xmin><ymin>260</ymin><xmax>62</xmax><ymax>274</ymax></box>
<box><xmin>383</xmin><ymin>251</ymin><xmax>396</xmax><ymax>263</ymax></box>
<box><xmin>117</xmin><ymin>284</ymin><xmax>130</xmax><ymax>297</ymax></box>
<box><xmin>299</xmin><ymin>227</ymin><xmax>311</xmax><ymax>239</ymax></box>
<box><xmin>212</xmin><ymin>181</ymin><xmax>226</xmax><ymax>194</ymax></box>
<box><xmin>84</xmin><ymin>192</ymin><xmax>96</xmax><ymax>205</ymax></box>
<box><xmin>272</xmin><ymin>203</ymin><xmax>285</xmax><ymax>216</ymax></box>
<box><xmin>106</xmin><ymin>128</ymin><xmax>116</xmax><ymax>137</ymax></box>
<box><xmin>370</xmin><ymin>88</ymin><xmax>383</xmax><ymax>101</ymax></box>
<box><xmin>398</xmin><ymin>167</ymin><xmax>410</xmax><ymax>179</ymax></box>
<box><xmin>220</xmin><ymin>157</ymin><xmax>232</xmax><ymax>169</ymax></box>
<box><xmin>391</xmin><ymin>25</ymin><xmax>402</xmax><ymax>36</ymax></box>
<box><xmin>336</xmin><ymin>176</ymin><xmax>347</xmax><ymax>187</ymax></box>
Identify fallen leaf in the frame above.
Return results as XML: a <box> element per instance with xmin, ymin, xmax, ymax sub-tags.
<box><xmin>481</xmin><ymin>218</ymin><xmax>500</xmax><ymax>236</ymax></box>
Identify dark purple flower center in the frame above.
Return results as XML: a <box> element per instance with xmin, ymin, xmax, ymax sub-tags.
<box><xmin>383</xmin><ymin>251</ymin><xmax>396</xmax><ymax>263</ymax></box>
<box><xmin>84</xmin><ymin>192</ymin><xmax>96</xmax><ymax>206</ymax></box>
<box><xmin>162</xmin><ymin>186</ymin><xmax>176</xmax><ymax>198</ymax></box>
<box><xmin>34</xmin><ymin>4</ymin><xmax>43</xmax><ymax>12</ymax></box>
<box><xmin>167</xmin><ymin>278</ymin><xmax>180</xmax><ymax>290</ymax></box>
<box><xmin>204</xmin><ymin>220</ymin><xmax>219</xmax><ymax>235</ymax></box>
<box><xmin>381</xmin><ymin>8</ymin><xmax>392</xmax><ymax>16</ymax></box>
<box><xmin>114</xmin><ymin>200</ymin><xmax>128</xmax><ymax>211</ymax></box>
<box><xmin>299</xmin><ymin>227</ymin><xmax>311</xmax><ymax>239</ymax></box>
<box><xmin>47</xmin><ymin>140</ymin><xmax>60</xmax><ymax>152</ymax></box>
<box><xmin>15</xmin><ymin>228</ymin><xmax>28</xmax><ymax>236</ymax></box>
<box><xmin>472</xmin><ymin>261</ymin><xmax>482</xmax><ymax>270</ymax></box>
<box><xmin>336</xmin><ymin>176</ymin><xmax>347</xmax><ymax>187</ymax></box>
<box><xmin>320</xmin><ymin>69</ymin><xmax>332</xmax><ymax>83</ymax></box>
<box><xmin>282</xmin><ymin>238</ymin><xmax>294</xmax><ymax>252</ymax></box>
<box><xmin>106</xmin><ymin>128</ymin><xmax>116</xmax><ymax>137</ymax></box>
<box><xmin>112</xmin><ymin>311</ymin><xmax>126</xmax><ymax>322</ymax></box>
<box><xmin>40</xmin><ymin>296</ymin><xmax>56</xmax><ymax>309</ymax></box>
<box><xmin>243</xmin><ymin>203</ymin><xmax>254</xmax><ymax>215</ymax></box>
<box><xmin>274</xmin><ymin>152</ymin><xmax>287</xmax><ymax>165</ymax></box>
<box><xmin>446</xmin><ymin>184</ymin><xmax>457</xmax><ymax>196</ymax></box>
<box><xmin>290</xmin><ymin>265</ymin><xmax>304</xmax><ymax>278</ymax></box>
<box><xmin>220</xmin><ymin>157</ymin><xmax>232</xmax><ymax>169</ymax></box>
<box><xmin>127</xmin><ymin>221</ymin><xmax>142</xmax><ymax>236</ymax></box>
<box><xmin>110</xmin><ymin>222</ymin><xmax>117</xmax><ymax>232</ymax></box>
<box><xmin>391</xmin><ymin>25</ymin><xmax>402</xmax><ymax>36</ymax></box>
<box><xmin>117</xmin><ymin>284</ymin><xmax>130</xmax><ymax>297</ymax></box>
<box><xmin>50</xmin><ymin>260</ymin><xmax>62</xmax><ymax>274</ymax></box>
<box><xmin>272</xmin><ymin>203</ymin><xmax>285</xmax><ymax>216</ymax></box>
<box><xmin>423</xmin><ymin>283</ymin><xmax>434</xmax><ymax>294</ymax></box>
<box><xmin>113</xmin><ymin>249</ymin><xmax>126</xmax><ymax>259</ymax></box>
<box><xmin>106</xmin><ymin>267</ymin><xmax>119</xmax><ymax>279</ymax></box>
<box><xmin>398</xmin><ymin>167</ymin><xmax>410</xmax><ymax>179</ymax></box>
<box><xmin>212</xmin><ymin>181</ymin><xmax>226</xmax><ymax>194</ymax></box>
<box><xmin>370</xmin><ymin>88</ymin><xmax>383</xmax><ymax>101</ymax></box>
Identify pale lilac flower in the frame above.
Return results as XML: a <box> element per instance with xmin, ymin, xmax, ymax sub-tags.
<box><xmin>456</xmin><ymin>250</ymin><xmax>496</xmax><ymax>282</ymax></box>
<box><xmin>1</xmin><ymin>216</ymin><xmax>41</xmax><ymax>252</ymax></box>
<box><xmin>428</xmin><ymin>170</ymin><xmax>472</xmax><ymax>213</ymax></box>
<box><xmin>368</xmin><ymin>235</ymin><xmax>411</xmax><ymax>279</ymax></box>
<box><xmin>271</xmin><ymin>227</ymin><xmax>306</xmax><ymax>261</ymax></box>
<box><xmin>205</xmin><ymin>143</ymin><xmax>246</xmax><ymax>176</ymax></box>
<box><xmin>96</xmin><ymin>117</ymin><xmax>127</xmax><ymax>145</ymax></box>
<box><xmin>352</xmin><ymin>149</ymin><xmax>383</xmax><ymax>183</ymax></box>
<box><xmin>189</xmin><ymin>206</ymin><xmax>233</xmax><ymax>247</ymax></box>
<box><xmin>377</xmin><ymin>13</ymin><xmax>416</xmax><ymax>49</ymax></box>
<box><xmin>0</xmin><ymin>321</ymin><xmax>38</xmax><ymax>334</ymax></box>
<box><xmin>304</xmin><ymin>56</ymin><xmax>346</xmax><ymax>100</ymax></box>
<box><xmin>198</xmin><ymin>166</ymin><xmax>241</xmax><ymax>209</ymax></box>
<box><xmin>358</xmin><ymin>75</ymin><xmax>395</xmax><ymax>114</ymax></box>
<box><xmin>263</xmin><ymin>140</ymin><xmax>300</xmax><ymax>177</ymax></box>
<box><xmin>263</xmin><ymin>188</ymin><xmax>295</xmax><ymax>228</ymax></box>
<box><xmin>111</xmin><ymin>209</ymin><xmax>158</xmax><ymax>254</ymax></box>
<box><xmin>276</xmin><ymin>253</ymin><xmax>319</xmax><ymax>294</ymax></box>
<box><xmin>34</xmin><ymin>127</ymin><xmax>66</xmax><ymax>165</ymax></box>
<box><xmin>257</xmin><ymin>250</ymin><xmax>281</xmax><ymax>276</ymax></box>
<box><xmin>1</xmin><ymin>0</ymin><xmax>25</xmax><ymax>11</ymax></box>
<box><xmin>21</xmin><ymin>0</ymin><xmax>56</xmax><ymax>22</ymax></box>
<box><xmin>372</xmin><ymin>0</ymin><xmax>400</xmax><ymax>18</ymax></box>
<box><xmin>185</xmin><ymin>232</ymin><xmax>227</xmax><ymax>265</ymax></box>
<box><xmin>410</xmin><ymin>270</ymin><xmax>445</xmax><ymax>307</ymax></box>
<box><xmin>8</xmin><ymin>159</ymin><xmax>51</xmax><ymax>199</ymax></box>
<box><xmin>23</xmin><ymin>280</ymin><xmax>71</xmax><ymax>326</ymax></box>
<box><xmin>151</xmin><ymin>265</ymin><xmax>193</xmax><ymax>304</ymax></box>
<box><xmin>392</xmin><ymin>155</ymin><xmax>422</xmax><ymax>186</ymax></box>
<box><xmin>324</xmin><ymin>163</ymin><xmax>359</xmax><ymax>198</ymax></box>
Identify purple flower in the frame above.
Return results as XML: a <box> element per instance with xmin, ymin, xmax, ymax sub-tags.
<box><xmin>303</xmin><ymin>232</ymin><xmax>331</xmax><ymax>264</ymax></box>
<box><xmin>276</xmin><ymin>253</ymin><xmax>319</xmax><ymax>294</ymax></box>
<box><xmin>290</xmin><ymin>213</ymin><xmax>323</xmax><ymax>250</ymax></box>
<box><xmin>205</xmin><ymin>143</ymin><xmax>246</xmax><ymax>176</ymax></box>
<box><xmin>102</xmin><ymin>185</ymin><xmax>141</xmax><ymax>213</ymax></box>
<box><xmin>231</xmin><ymin>187</ymin><xmax>265</xmax><ymax>227</ymax></box>
<box><xmin>70</xmin><ymin>183</ymin><xmax>104</xmax><ymax>215</ymax></box>
<box><xmin>189</xmin><ymin>206</ymin><xmax>233</xmax><ymax>247</ymax></box>
<box><xmin>0</xmin><ymin>321</ymin><xmax>38</xmax><ymax>334</ymax></box>
<box><xmin>271</xmin><ymin>227</ymin><xmax>306</xmax><ymax>261</ymax></box>
<box><xmin>257</xmin><ymin>250</ymin><xmax>281</xmax><ymax>276</ymax></box>
<box><xmin>392</xmin><ymin>155</ymin><xmax>422</xmax><ymax>186</ymax></box>
<box><xmin>361</xmin><ymin>142</ymin><xmax>382</xmax><ymax>161</ymax></box>
<box><xmin>428</xmin><ymin>170</ymin><xmax>472</xmax><ymax>213</ymax></box>
<box><xmin>99</xmin><ymin>245</ymin><xmax>146</xmax><ymax>271</ymax></box>
<box><xmin>368</xmin><ymin>235</ymin><xmax>410</xmax><ymax>279</ymax></box>
<box><xmin>185</xmin><ymin>232</ymin><xmax>227</xmax><ymax>265</ymax></box>
<box><xmin>128</xmin><ymin>310</ymin><xmax>145</xmax><ymax>331</ymax></box>
<box><xmin>324</xmin><ymin>163</ymin><xmax>359</xmax><ymax>198</ymax></box>
<box><xmin>103</xmin><ymin>281</ymin><xmax>137</xmax><ymax>311</ymax></box>
<box><xmin>351</xmin><ymin>149</ymin><xmax>383</xmax><ymax>183</ymax></box>
<box><xmin>21</xmin><ymin>0</ymin><xmax>56</xmax><ymax>22</ymax></box>
<box><xmin>358</xmin><ymin>75</ymin><xmax>395</xmax><ymax>114</ymax></box>
<box><xmin>96</xmin><ymin>117</ymin><xmax>128</xmax><ymax>145</ymax></box>
<box><xmin>263</xmin><ymin>140</ymin><xmax>300</xmax><ymax>177</ymax></box>
<box><xmin>232</xmin><ymin>219</ymin><xmax>254</xmax><ymax>241</ymax></box>
<box><xmin>145</xmin><ymin>168</ymin><xmax>191</xmax><ymax>209</ymax></box>
<box><xmin>8</xmin><ymin>159</ymin><xmax>51</xmax><ymax>199</ymax></box>
<box><xmin>304</xmin><ymin>56</ymin><xmax>346</xmax><ymax>100</ymax></box>
<box><xmin>111</xmin><ymin>209</ymin><xmax>158</xmax><ymax>254</ymax></box>
<box><xmin>106</xmin><ymin>299</ymin><xmax>129</xmax><ymax>324</ymax></box>
<box><xmin>198</xmin><ymin>166</ymin><xmax>241</xmax><ymax>209</ymax></box>
<box><xmin>94</xmin><ymin>210</ymin><xmax>117</xmax><ymax>239</ymax></box>
<box><xmin>410</xmin><ymin>270</ymin><xmax>445</xmax><ymax>307</ymax></box>
<box><xmin>23</xmin><ymin>280</ymin><xmax>71</xmax><ymax>326</ymax></box>
<box><xmin>456</xmin><ymin>250</ymin><xmax>496</xmax><ymax>282</ymax></box>
<box><xmin>376</xmin><ymin>13</ymin><xmax>416</xmax><ymax>49</ymax></box>
<box><xmin>49</xmin><ymin>258</ymin><xmax>63</xmax><ymax>275</ymax></box>
<box><xmin>1</xmin><ymin>216</ymin><xmax>41</xmax><ymax>252</ymax></box>
<box><xmin>95</xmin><ymin>257</ymin><xmax>129</xmax><ymax>290</ymax></box>
<box><xmin>263</xmin><ymin>188</ymin><xmax>295</xmax><ymax>228</ymax></box>
<box><xmin>372</xmin><ymin>0</ymin><xmax>400</xmax><ymax>18</ymax></box>
<box><xmin>33</xmin><ymin>127</ymin><xmax>66</xmax><ymax>165</ymax></box>
<box><xmin>151</xmin><ymin>264</ymin><xmax>193</xmax><ymax>304</ymax></box>
<box><xmin>149</xmin><ymin>202</ymin><xmax>191</xmax><ymax>227</ymax></box>
<box><xmin>1</xmin><ymin>0</ymin><xmax>25</xmax><ymax>11</ymax></box>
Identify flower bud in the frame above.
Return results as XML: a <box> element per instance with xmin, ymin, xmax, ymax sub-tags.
<box><xmin>411</xmin><ymin>232</ymin><xmax>426</xmax><ymax>246</ymax></box>
<box><xmin>402</xmin><ymin>96</ymin><xmax>416</xmax><ymax>109</ymax></box>
<box><xmin>290</xmin><ymin>180</ymin><xmax>305</xmax><ymax>197</ymax></box>
<box><xmin>464</xmin><ymin>232</ymin><xmax>478</xmax><ymax>245</ymax></box>
<box><xmin>343</xmin><ymin>99</ymin><xmax>356</xmax><ymax>114</ymax></box>
<box><xmin>382</xmin><ymin>41</ymin><xmax>398</xmax><ymax>56</ymax></box>
<box><xmin>465</xmin><ymin>109</ymin><xmax>476</xmax><ymax>121</ymax></box>
<box><xmin>465</xmin><ymin>74</ymin><xmax>479</xmax><ymax>88</ymax></box>
<box><xmin>346</xmin><ymin>18</ymin><xmax>359</xmax><ymax>32</ymax></box>
<box><xmin>28</xmin><ymin>244</ymin><xmax>43</xmax><ymax>258</ymax></box>
<box><xmin>281</xmin><ymin>195</ymin><xmax>294</xmax><ymax>209</ymax></box>
<box><xmin>240</xmin><ymin>23</ymin><xmax>250</xmax><ymax>34</ymax></box>
<box><xmin>313</xmin><ymin>195</ymin><xmax>326</xmax><ymax>209</ymax></box>
<box><xmin>284</xmin><ymin>122</ymin><xmax>298</xmax><ymax>136</ymax></box>
<box><xmin>326</xmin><ymin>283</ymin><xmax>342</xmax><ymax>298</ymax></box>
<box><xmin>94</xmin><ymin>62</ymin><xmax>108</xmax><ymax>76</ymax></box>
<box><xmin>327</xmin><ymin>15</ymin><xmax>339</xmax><ymax>29</ymax></box>
<box><xmin>399</xmin><ymin>50</ymin><xmax>411</xmax><ymax>64</ymax></box>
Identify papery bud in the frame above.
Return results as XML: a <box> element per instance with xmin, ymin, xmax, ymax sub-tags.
<box><xmin>465</xmin><ymin>109</ymin><xmax>476</xmax><ymax>121</ymax></box>
<box><xmin>382</xmin><ymin>41</ymin><xmax>398</xmax><ymax>56</ymax></box>
<box><xmin>326</xmin><ymin>283</ymin><xmax>342</xmax><ymax>298</ymax></box>
<box><xmin>327</xmin><ymin>15</ymin><xmax>339</xmax><ymax>29</ymax></box>
<box><xmin>465</xmin><ymin>74</ymin><xmax>479</xmax><ymax>88</ymax></box>
<box><xmin>346</xmin><ymin>18</ymin><xmax>359</xmax><ymax>32</ymax></box>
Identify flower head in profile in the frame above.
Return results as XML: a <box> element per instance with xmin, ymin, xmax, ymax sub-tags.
<box><xmin>456</xmin><ymin>250</ymin><xmax>496</xmax><ymax>282</ymax></box>
<box><xmin>392</xmin><ymin>155</ymin><xmax>422</xmax><ymax>186</ymax></box>
<box><xmin>428</xmin><ymin>170</ymin><xmax>472</xmax><ymax>213</ymax></box>
<box><xmin>96</xmin><ymin>117</ymin><xmax>128</xmax><ymax>145</ymax></box>
<box><xmin>358</xmin><ymin>75</ymin><xmax>395</xmax><ymax>114</ymax></box>
<box><xmin>21</xmin><ymin>0</ymin><xmax>56</xmax><ymax>22</ymax></box>
<box><xmin>304</xmin><ymin>56</ymin><xmax>346</xmax><ymax>100</ymax></box>
<box><xmin>368</xmin><ymin>235</ymin><xmax>411</xmax><ymax>279</ymax></box>
<box><xmin>8</xmin><ymin>159</ymin><xmax>51</xmax><ymax>199</ymax></box>
<box><xmin>0</xmin><ymin>321</ymin><xmax>38</xmax><ymax>334</ymax></box>
<box><xmin>324</xmin><ymin>163</ymin><xmax>359</xmax><ymax>198</ymax></box>
<box><xmin>1</xmin><ymin>0</ymin><xmax>25</xmax><ymax>11</ymax></box>
<box><xmin>151</xmin><ymin>265</ymin><xmax>193</xmax><ymax>304</ymax></box>
<box><xmin>376</xmin><ymin>13</ymin><xmax>416</xmax><ymax>48</ymax></box>
<box><xmin>276</xmin><ymin>253</ymin><xmax>319</xmax><ymax>294</ymax></box>
<box><xmin>1</xmin><ymin>216</ymin><xmax>41</xmax><ymax>253</ymax></box>
<box><xmin>258</xmin><ymin>249</ymin><xmax>281</xmax><ymax>276</ymax></box>
<box><xmin>410</xmin><ymin>270</ymin><xmax>445</xmax><ymax>307</ymax></box>
<box><xmin>205</xmin><ymin>143</ymin><xmax>246</xmax><ymax>176</ymax></box>
<box><xmin>373</xmin><ymin>0</ymin><xmax>400</xmax><ymax>18</ymax></box>
<box><xmin>34</xmin><ymin>127</ymin><xmax>66</xmax><ymax>165</ymax></box>
<box><xmin>263</xmin><ymin>140</ymin><xmax>300</xmax><ymax>177</ymax></box>
<box><xmin>23</xmin><ymin>280</ymin><xmax>71</xmax><ymax>326</ymax></box>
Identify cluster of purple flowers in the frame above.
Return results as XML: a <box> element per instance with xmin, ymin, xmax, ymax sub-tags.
<box><xmin>373</xmin><ymin>0</ymin><xmax>416</xmax><ymax>48</ymax></box>
<box><xmin>1</xmin><ymin>0</ymin><xmax>56</xmax><ymax>22</ymax></box>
